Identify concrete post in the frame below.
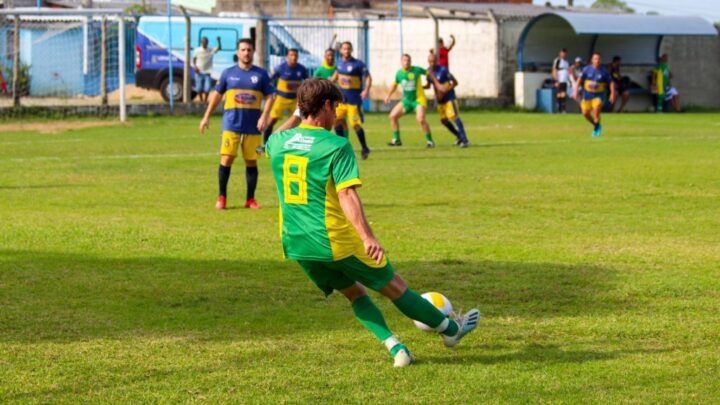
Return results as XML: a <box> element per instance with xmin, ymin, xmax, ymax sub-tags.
<box><xmin>256</xmin><ymin>19</ymin><xmax>268</xmax><ymax>69</ymax></box>
<box><xmin>12</xmin><ymin>16</ymin><xmax>20</xmax><ymax>108</ymax></box>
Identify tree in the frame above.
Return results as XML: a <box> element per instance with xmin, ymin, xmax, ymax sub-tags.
<box><xmin>591</xmin><ymin>0</ymin><xmax>635</xmax><ymax>13</ymax></box>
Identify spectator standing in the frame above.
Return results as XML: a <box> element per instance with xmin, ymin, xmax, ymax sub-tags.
<box><xmin>651</xmin><ymin>54</ymin><xmax>681</xmax><ymax>112</ymax></box>
<box><xmin>193</xmin><ymin>36</ymin><xmax>222</xmax><ymax>103</ymax></box>
<box><xmin>552</xmin><ymin>48</ymin><xmax>570</xmax><ymax>113</ymax></box>
<box><xmin>609</xmin><ymin>56</ymin><xmax>631</xmax><ymax>112</ymax></box>
<box><xmin>436</xmin><ymin>35</ymin><xmax>456</xmax><ymax>69</ymax></box>
<box><xmin>0</xmin><ymin>68</ymin><xmax>7</xmax><ymax>95</ymax></box>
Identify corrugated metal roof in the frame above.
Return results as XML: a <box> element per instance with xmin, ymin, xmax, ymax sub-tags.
<box><xmin>549</xmin><ymin>11</ymin><xmax>718</xmax><ymax>36</ymax></box>
<box><xmin>406</xmin><ymin>2</ymin><xmax>550</xmax><ymax>18</ymax></box>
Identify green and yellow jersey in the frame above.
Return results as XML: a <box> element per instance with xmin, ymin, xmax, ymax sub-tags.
<box><xmin>395</xmin><ymin>66</ymin><xmax>428</xmax><ymax>106</ymax></box>
<box><xmin>654</xmin><ymin>62</ymin><xmax>669</xmax><ymax>95</ymax></box>
<box><xmin>266</xmin><ymin>124</ymin><xmax>367</xmax><ymax>262</ymax></box>
<box><xmin>313</xmin><ymin>60</ymin><xmax>336</xmax><ymax>80</ymax></box>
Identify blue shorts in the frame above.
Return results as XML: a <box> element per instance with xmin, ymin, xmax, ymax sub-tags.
<box><xmin>195</xmin><ymin>73</ymin><xmax>212</xmax><ymax>93</ymax></box>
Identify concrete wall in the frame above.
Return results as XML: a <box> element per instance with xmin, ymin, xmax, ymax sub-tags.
<box><xmin>660</xmin><ymin>33</ymin><xmax>720</xmax><ymax>109</ymax></box>
<box><xmin>368</xmin><ymin>17</ymin><xmax>500</xmax><ymax>101</ymax></box>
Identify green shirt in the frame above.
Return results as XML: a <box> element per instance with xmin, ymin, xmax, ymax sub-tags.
<box><xmin>266</xmin><ymin>124</ymin><xmax>364</xmax><ymax>262</ymax></box>
<box><xmin>313</xmin><ymin>64</ymin><xmax>336</xmax><ymax>79</ymax></box>
<box><xmin>395</xmin><ymin>66</ymin><xmax>427</xmax><ymax>104</ymax></box>
<box><xmin>653</xmin><ymin>63</ymin><xmax>669</xmax><ymax>94</ymax></box>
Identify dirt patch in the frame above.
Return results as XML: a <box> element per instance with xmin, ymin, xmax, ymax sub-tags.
<box><xmin>0</xmin><ymin>120</ymin><xmax>119</xmax><ymax>134</ymax></box>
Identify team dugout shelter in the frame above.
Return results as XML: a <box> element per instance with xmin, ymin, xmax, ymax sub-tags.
<box><xmin>514</xmin><ymin>12</ymin><xmax>719</xmax><ymax>112</ymax></box>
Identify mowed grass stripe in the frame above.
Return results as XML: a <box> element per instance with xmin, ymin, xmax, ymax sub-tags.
<box><xmin>1</xmin><ymin>112</ymin><xmax>719</xmax><ymax>403</ymax></box>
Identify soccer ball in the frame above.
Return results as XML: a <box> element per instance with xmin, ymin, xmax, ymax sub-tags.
<box><xmin>413</xmin><ymin>292</ymin><xmax>454</xmax><ymax>332</ymax></box>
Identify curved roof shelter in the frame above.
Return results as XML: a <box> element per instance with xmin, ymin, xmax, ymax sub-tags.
<box><xmin>518</xmin><ymin>12</ymin><xmax>718</xmax><ymax>70</ymax></box>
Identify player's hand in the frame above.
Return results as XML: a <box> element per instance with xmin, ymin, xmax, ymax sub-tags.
<box><xmin>199</xmin><ymin>117</ymin><xmax>210</xmax><ymax>134</ymax></box>
<box><xmin>363</xmin><ymin>237</ymin><xmax>385</xmax><ymax>265</ymax></box>
<box><xmin>361</xmin><ymin>89</ymin><xmax>369</xmax><ymax>100</ymax></box>
<box><xmin>257</xmin><ymin>115</ymin><xmax>268</xmax><ymax>133</ymax></box>
<box><xmin>383</xmin><ymin>95</ymin><xmax>390</xmax><ymax>104</ymax></box>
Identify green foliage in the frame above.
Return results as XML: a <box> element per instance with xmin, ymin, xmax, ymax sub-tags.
<box><xmin>2</xmin><ymin>63</ymin><xmax>31</xmax><ymax>96</ymax></box>
<box><xmin>1</xmin><ymin>113</ymin><xmax>719</xmax><ymax>402</ymax></box>
<box><xmin>591</xmin><ymin>0</ymin><xmax>635</xmax><ymax>13</ymax></box>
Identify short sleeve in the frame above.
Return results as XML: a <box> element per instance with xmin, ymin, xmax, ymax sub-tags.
<box><xmin>215</xmin><ymin>69</ymin><xmax>228</xmax><ymax>94</ymax></box>
<box><xmin>262</xmin><ymin>71</ymin><xmax>274</xmax><ymax>96</ymax></box>
<box><xmin>302</xmin><ymin>66</ymin><xmax>309</xmax><ymax>80</ymax></box>
<box><xmin>418</xmin><ymin>67</ymin><xmax>427</xmax><ymax>76</ymax></box>
<box><xmin>395</xmin><ymin>71</ymin><xmax>401</xmax><ymax>84</ymax></box>
<box><xmin>360</xmin><ymin>61</ymin><xmax>368</xmax><ymax>78</ymax></box>
<box><xmin>332</xmin><ymin>140</ymin><xmax>362</xmax><ymax>192</ymax></box>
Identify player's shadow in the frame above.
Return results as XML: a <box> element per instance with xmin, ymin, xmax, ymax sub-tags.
<box><xmin>0</xmin><ymin>250</ymin><xmax>628</xmax><ymax>343</ymax></box>
<box><xmin>416</xmin><ymin>344</ymin><xmax>671</xmax><ymax>366</ymax></box>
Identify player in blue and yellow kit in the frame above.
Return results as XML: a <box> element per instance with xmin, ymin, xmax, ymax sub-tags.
<box><xmin>331</xmin><ymin>42</ymin><xmax>373</xmax><ymax>160</ymax></box>
<box><xmin>199</xmin><ymin>38</ymin><xmax>274</xmax><ymax>210</ymax></box>
<box><xmin>425</xmin><ymin>52</ymin><xmax>469</xmax><ymax>147</ymax></box>
<box><xmin>262</xmin><ymin>49</ymin><xmax>309</xmax><ymax>145</ymax></box>
<box><xmin>573</xmin><ymin>52</ymin><xmax>616</xmax><ymax>137</ymax></box>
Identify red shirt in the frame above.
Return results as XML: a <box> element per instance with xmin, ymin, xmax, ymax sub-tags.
<box><xmin>439</xmin><ymin>46</ymin><xmax>449</xmax><ymax>68</ymax></box>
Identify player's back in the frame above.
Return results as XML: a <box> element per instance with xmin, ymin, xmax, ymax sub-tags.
<box><xmin>266</xmin><ymin>124</ymin><xmax>362</xmax><ymax>261</ymax></box>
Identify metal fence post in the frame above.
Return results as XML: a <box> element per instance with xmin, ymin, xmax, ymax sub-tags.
<box><xmin>100</xmin><ymin>15</ymin><xmax>108</xmax><ymax>106</ymax></box>
<box><xmin>118</xmin><ymin>14</ymin><xmax>127</xmax><ymax>122</ymax></box>
<box><xmin>12</xmin><ymin>15</ymin><xmax>20</xmax><ymax>108</ymax></box>
<box><xmin>181</xmin><ymin>6</ymin><xmax>191</xmax><ymax>105</ymax></box>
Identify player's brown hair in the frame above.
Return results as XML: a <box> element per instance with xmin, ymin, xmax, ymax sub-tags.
<box><xmin>297</xmin><ymin>78</ymin><xmax>343</xmax><ymax>118</ymax></box>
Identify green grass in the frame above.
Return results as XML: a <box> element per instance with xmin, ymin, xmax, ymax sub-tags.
<box><xmin>1</xmin><ymin>112</ymin><xmax>719</xmax><ymax>403</ymax></box>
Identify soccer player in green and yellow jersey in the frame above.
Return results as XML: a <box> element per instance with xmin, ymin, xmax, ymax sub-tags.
<box><xmin>313</xmin><ymin>48</ymin><xmax>336</xmax><ymax>79</ymax></box>
<box><xmin>384</xmin><ymin>54</ymin><xmax>445</xmax><ymax>147</ymax></box>
<box><xmin>266</xmin><ymin>78</ymin><xmax>480</xmax><ymax>368</ymax></box>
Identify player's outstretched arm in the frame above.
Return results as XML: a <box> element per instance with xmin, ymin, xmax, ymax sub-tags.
<box><xmin>609</xmin><ymin>81</ymin><xmax>617</xmax><ymax>104</ymax></box>
<box><xmin>199</xmin><ymin>91</ymin><xmax>223</xmax><ymax>134</ymax></box>
<box><xmin>330</xmin><ymin>71</ymin><xmax>339</xmax><ymax>83</ymax></box>
<box><xmin>338</xmin><ymin>187</ymin><xmax>384</xmax><ymax>264</ymax></box>
<box><xmin>448</xmin><ymin>34</ymin><xmax>456</xmax><ymax>51</ymax></box>
<box><xmin>277</xmin><ymin>114</ymin><xmax>301</xmax><ymax>132</ymax></box>
<box><xmin>384</xmin><ymin>83</ymin><xmax>398</xmax><ymax>104</ymax></box>
<box><xmin>361</xmin><ymin>73</ymin><xmax>372</xmax><ymax>100</ymax></box>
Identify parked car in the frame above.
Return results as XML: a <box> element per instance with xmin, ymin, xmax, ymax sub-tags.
<box><xmin>135</xmin><ymin>16</ymin><xmax>320</xmax><ymax>102</ymax></box>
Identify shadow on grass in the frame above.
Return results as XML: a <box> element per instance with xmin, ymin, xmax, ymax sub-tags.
<box><xmin>0</xmin><ymin>250</ymin><xmax>628</xmax><ymax>343</ymax></box>
<box><xmin>418</xmin><ymin>344</ymin><xmax>671</xmax><ymax>366</ymax></box>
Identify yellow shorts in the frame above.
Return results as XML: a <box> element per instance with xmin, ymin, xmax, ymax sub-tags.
<box><xmin>220</xmin><ymin>131</ymin><xmax>262</xmax><ymax>161</ymax></box>
<box><xmin>438</xmin><ymin>99</ymin><xmax>460</xmax><ymax>120</ymax></box>
<box><xmin>335</xmin><ymin>103</ymin><xmax>364</xmax><ymax>128</ymax></box>
<box><xmin>581</xmin><ymin>98</ymin><xmax>603</xmax><ymax>113</ymax></box>
<box><xmin>270</xmin><ymin>95</ymin><xmax>297</xmax><ymax>120</ymax></box>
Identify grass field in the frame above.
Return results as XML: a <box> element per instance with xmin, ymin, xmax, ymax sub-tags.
<box><xmin>1</xmin><ymin>111</ymin><xmax>719</xmax><ymax>403</ymax></box>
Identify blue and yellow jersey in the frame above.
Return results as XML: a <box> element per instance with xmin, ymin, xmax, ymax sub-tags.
<box><xmin>215</xmin><ymin>65</ymin><xmax>274</xmax><ymax>134</ymax></box>
<box><xmin>336</xmin><ymin>57</ymin><xmax>368</xmax><ymax>106</ymax></box>
<box><xmin>271</xmin><ymin>62</ymin><xmax>309</xmax><ymax>99</ymax></box>
<box><xmin>427</xmin><ymin>65</ymin><xmax>456</xmax><ymax>103</ymax></box>
<box><xmin>579</xmin><ymin>65</ymin><xmax>612</xmax><ymax>100</ymax></box>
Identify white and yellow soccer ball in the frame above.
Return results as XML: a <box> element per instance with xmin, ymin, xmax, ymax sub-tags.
<box><xmin>413</xmin><ymin>292</ymin><xmax>454</xmax><ymax>332</ymax></box>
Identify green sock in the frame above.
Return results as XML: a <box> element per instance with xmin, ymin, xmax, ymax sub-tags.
<box><xmin>392</xmin><ymin>288</ymin><xmax>458</xmax><ymax>336</ymax></box>
<box><xmin>393</xmin><ymin>130</ymin><xmax>401</xmax><ymax>141</ymax></box>
<box><xmin>425</xmin><ymin>133</ymin><xmax>433</xmax><ymax>142</ymax></box>
<box><xmin>351</xmin><ymin>295</ymin><xmax>393</xmax><ymax>342</ymax></box>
